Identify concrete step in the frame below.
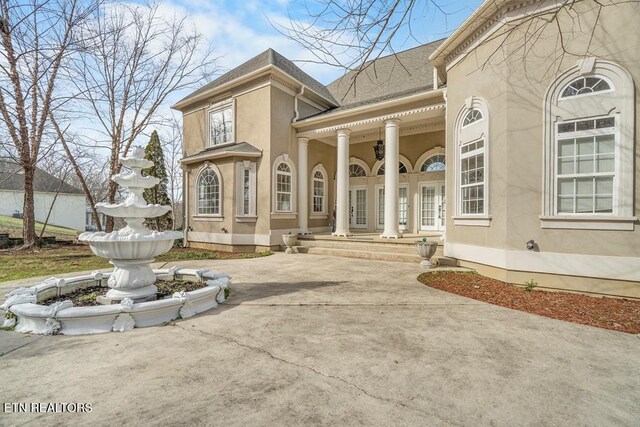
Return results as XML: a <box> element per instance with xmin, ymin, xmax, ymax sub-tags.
<box><xmin>296</xmin><ymin>239</ymin><xmax>421</xmax><ymax>254</ymax></box>
<box><xmin>296</xmin><ymin>245</ymin><xmax>445</xmax><ymax>263</ymax></box>
<box><xmin>435</xmin><ymin>256</ymin><xmax>459</xmax><ymax>267</ymax></box>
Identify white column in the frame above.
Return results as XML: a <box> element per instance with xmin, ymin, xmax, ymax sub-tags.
<box><xmin>381</xmin><ymin>119</ymin><xmax>402</xmax><ymax>238</ymax></box>
<box><xmin>297</xmin><ymin>137</ymin><xmax>310</xmax><ymax>234</ymax></box>
<box><xmin>333</xmin><ymin>129</ymin><xmax>351</xmax><ymax>237</ymax></box>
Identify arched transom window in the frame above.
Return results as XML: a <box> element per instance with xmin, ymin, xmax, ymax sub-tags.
<box><xmin>349</xmin><ymin>164</ymin><xmax>367</xmax><ymax>177</ymax></box>
<box><xmin>275</xmin><ymin>162</ymin><xmax>292</xmax><ymax>212</ymax></box>
<box><xmin>421</xmin><ymin>155</ymin><xmax>445</xmax><ymax>172</ymax></box>
<box><xmin>377</xmin><ymin>162</ymin><xmax>408</xmax><ymax>175</ymax></box>
<box><xmin>463</xmin><ymin>109</ymin><xmax>483</xmax><ymax>127</ymax></box>
<box><xmin>197</xmin><ymin>168</ymin><xmax>220</xmax><ymax>215</ymax></box>
<box><xmin>560</xmin><ymin>76</ymin><xmax>611</xmax><ymax>98</ymax></box>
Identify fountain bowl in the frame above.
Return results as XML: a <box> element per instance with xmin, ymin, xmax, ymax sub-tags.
<box><xmin>79</xmin><ymin>231</ymin><xmax>183</xmax><ymax>260</ymax></box>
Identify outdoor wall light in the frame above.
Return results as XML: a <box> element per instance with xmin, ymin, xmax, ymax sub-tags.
<box><xmin>526</xmin><ymin>240</ymin><xmax>536</xmax><ymax>251</ymax></box>
<box><xmin>373</xmin><ymin>128</ymin><xmax>385</xmax><ymax>161</ymax></box>
<box><xmin>221</xmin><ymin>227</ymin><xmax>228</xmax><ymax>234</ymax></box>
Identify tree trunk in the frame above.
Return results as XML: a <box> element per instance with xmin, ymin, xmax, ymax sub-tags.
<box><xmin>22</xmin><ymin>165</ymin><xmax>36</xmax><ymax>248</ymax></box>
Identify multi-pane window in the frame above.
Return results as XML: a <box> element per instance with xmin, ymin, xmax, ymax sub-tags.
<box><xmin>197</xmin><ymin>169</ymin><xmax>220</xmax><ymax>215</ymax></box>
<box><xmin>209</xmin><ymin>105</ymin><xmax>233</xmax><ymax>146</ymax></box>
<box><xmin>276</xmin><ymin>162</ymin><xmax>292</xmax><ymax>212</ymax></box>
<box><xmin>376</xmin><ymin>162</ymin><xmax>408</xmax><ymax>175</ymax></box>
<box><xmin>349</xmin><ymin>164</ymin><xmax>367</xmax><ymax>177</ymax></box>
<box><xmin>421</xmin><ymin>155</ymin><xmax>445</xmax><ymax>172</ymax></box>
<box><xmin>460</xmin><ymin>139</ymin><xmax>485</xmax><ymax>214</ymax></box>
<box><xmin>312</xmin><ymin>170</ymin><xmax>325</xmax><ymax>213</ymax></box>
<box><xmin>556</xmin><ymin>117</ymin><xmax>615</xmax><ymax>214</ymax></box>
<box><xmin>242</xmin><ymin>168</ymin><xmax>250</xmax><ymax>215</ymax></box>
<box><xmin>463</xmin><ymin>109</ymin><xmax>483</xmax><ymax>127</ymax></box>
<box><xmin>560</xmin><ymin>77</ymin><xmax>611</xmax><ymax>98</ymax></box>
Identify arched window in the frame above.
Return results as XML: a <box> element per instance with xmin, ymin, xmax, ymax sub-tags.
<box><xmin>463</xmin><ymin>109</ymin><xmax>483</xmax><ymax>127</ymax></box>
<box><xmin>376</xmin><ymin>162</ymin><xmax>408</xmax><ymax>175</ymax></box>
<box><xmin>543</xmin><ymin>59</ymin><xmax>634</xmax><ymax>230</ymax></box>
<box><xmin>349</xmin><ymin>164</ymin><xmax>367</xmax><ymax>177</ymax></box>
<box><xmin>311</xmin><ymin>165</ymin><xmax>327</xmax><ymax>214</ymax></box>
<box><xmin>275</xmin><ymin>162</ymin><xmax>292</xmax><ymax>212</ymax></box>
<box><xmin>455</xmin><ymin>97</ymin><xmax>489</xmax><ymax>222</ymax></box>
<box><xmin>197</xmin><ymin>168</ymin><xmax>221</xmax><ymax>215</ymax></box>
<box><xmin>421</xmin><ymin>155</ymin><xmax>446</xmax><ymax>172</ymax></box>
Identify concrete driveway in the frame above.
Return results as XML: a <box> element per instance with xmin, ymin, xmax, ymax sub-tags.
<box><xmin>1</xmin><ymin>253</ymin><xmax>638</xmax><ymax>426</ymax></box>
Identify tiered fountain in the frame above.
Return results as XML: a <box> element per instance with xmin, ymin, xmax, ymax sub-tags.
<box><xmin>1</xmin><ymin>147</ymin><xmax>230</xmax><ymax>335</ymax></box>
<box><xmin>79</xmin><ymin>147</ymin><xmax>183</xmax><ymax>303</ymax></box>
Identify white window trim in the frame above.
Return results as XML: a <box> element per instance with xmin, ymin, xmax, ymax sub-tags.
<box><xmin>236</xmin><ymin>160</ymin><xmax>257</xmax><ymax>220</ymax></box>
<box><xmin>454</xmin><ymin>96</ymin><xmax>490</xmax><ymax>226</ymax></box>
<box><xmin>207</xmin><ymin>98</ymin><xmax>235</xmax><ymax>148</ymax></box>
<box><xmin>272</xmin><ymin>153</ymin><xmax>297</xmax><ymax>215</ymax></box>
<box><xmin>558</xmin><ymin>75</ymin><xmax>615</xmax><ymax>100</ymax></box>
<box><xmin>542</xmin><ymin>58</ymin><xmax>635</xmax><ymax>230</ymax></box>
<box><xmin>416</xmin><ymin>146</ymin><xmax>446</xmax><ymax>174</ymax></box>
<box><xmin>349</xmin><ymin>157</ymin><xmax>371</xmax><ymax>177</ymax></box>
<box><xmin>310</xmin><ymin>163</ymin><xmax>328</xmax><ymax>217</ymax></box>
<box><xmin>193</xmin><ymin>162</ymin><xmax>223</xmax><ymax>219</ymax></box>
<box><xmin>372</xmin><ymin>154</ymin><xmax>413</xmax><ymax>175</ymax></box>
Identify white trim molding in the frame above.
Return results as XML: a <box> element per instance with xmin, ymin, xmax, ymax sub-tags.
<box><xmin>445</xmin><ymin>242</ymin><xmax>640</xmax><ymax>282</ymax></box>
<box><xmin>193</xmin><ymin>162</ymin><xmax>223</xmax><ymax>217</ymax></box>
<box><xmin>206</xmin><ymin>98</ymin><xmax>235</xmax><ymax>147</ymax></box>
<box><xmin>349</xmin><ymin>157</ymin><xmax>371</xmax><ymax>177</ymax></box>
<box><xmin>540</xmin><ymin>216</ymin><xmax>637</xmax><ymax>231</ymax></box>
<box><xmin>452</xmin><ymin>216</ymin><xmax>492</xmax><ymax>227</ymax></box>
<box><xmin>415</xmin><ymin>146</ymin><xmax>446</xmax><ymax>173</ymax></box>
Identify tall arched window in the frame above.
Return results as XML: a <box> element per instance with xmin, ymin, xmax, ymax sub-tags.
<box><xmin>543</xmin><ymin>59</ymin><xmax>635</xmax><ymax>230</ymax></box>
<box><xmin>272</xmin><ymin>154</ymin><xmax>296</xmax><ymax>214</ymax></box>
<box><xmin>421</xmin><ymin>155</ymin><xmax>445</xmax><ymax>172</ymax></box>
<box><xmin>311</xmin><ymin>164</ymin><xmax>327</xmax><ymax>214</ymax></box>
<box><xmin>197</xmin><ymin>167</ymin><xmax>221</xmax><ymax>215</ymax></box>
<box><xmin>455</xmin><ymin>97</ymin><xmax>489</xmax><ymax>223</ymax></box>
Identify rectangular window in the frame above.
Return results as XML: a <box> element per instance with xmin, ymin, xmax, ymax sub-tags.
<box><xmin>209</xmin><ymin>104</ymin><xmax>233</xmax><ymax>146</ymax></box>
<box><xmin>313</xmin><ymin>179</ymin><xmax>324</xmax><ymax>213</ymax></box>
<box><xmin>460</xmin><ymin>139</ymin><xmax>485</xmax><ymax>215</ymax></box>
<box><xmin>276</xmin><ymin>174</ymin><xmax>291</xmax><ymax>211</ymax></box>
<box><xmin>236</xmin><ymin>162</ymin><xmax>256</xmax><ymax>218</ymax></box>
<box><xmin>242</xmin><ymin>169</ymin><xmax>250</xmax><ymax>215</ymax></box>
<box><xmin>556</xmin><ymin>118</ymin><xmax>615</xmax><ymax>214</ymax></box>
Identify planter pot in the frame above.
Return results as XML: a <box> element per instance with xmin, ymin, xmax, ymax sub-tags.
<box><xmin>282</xmin><ymin>234</ymin><xmax>298</xmax><ymax>254</ymax></box>
<box><xmin>416</xmin><ymin>241</ymin><xmax>438</xmax><ymax>268</ymax></box>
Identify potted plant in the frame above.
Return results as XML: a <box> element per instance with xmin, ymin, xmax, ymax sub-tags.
<box><xmin>416</xmin><ymin>237</ymin><xmax>438</xmax><ymax>268</ymax></box>
<box><xmin>282</xmin><ymin>231</ymin><xmax>298</xmax><ymax>254</ymax></box>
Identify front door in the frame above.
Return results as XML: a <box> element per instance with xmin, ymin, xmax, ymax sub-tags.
<box><xmin>375</xmin><ymin>185</ymin><xmax>409</xmax><ymax>230</ymax></box>
<box><xmin>420</xmin><ymin>183</ymin><xmax>446</xmax><ymax>231</ymax></box>
<box><xmin>349</xmin><ymin>187</ymin><xmax>367</xmax><ymax>228</ymax></box>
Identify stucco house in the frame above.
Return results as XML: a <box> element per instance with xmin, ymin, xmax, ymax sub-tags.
<box><xmin>173</xmin><ymin>0</ymin><xmax>639</xmax><ymax>298</ymax></box>
<box><xmin>0</xmin><ymin>160</ymin><xmax>86</xmax><ymax>231</ymax></box>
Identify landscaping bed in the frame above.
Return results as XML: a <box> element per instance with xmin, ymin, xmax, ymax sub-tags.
<box><xmin>418</xmin><ymin>271</ymin><xmax>640</xmax><ymax>334</ymax></box>
<box><xmin>0</xmin><ymin>245</ymin><xmax>271</xmax><ymax>282</ymax></box>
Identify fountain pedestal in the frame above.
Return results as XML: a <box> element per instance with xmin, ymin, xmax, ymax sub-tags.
<box><xmin>79</xmin><ymin>147</ymin><xmax>183</xmax><ymax>303</ymax></box>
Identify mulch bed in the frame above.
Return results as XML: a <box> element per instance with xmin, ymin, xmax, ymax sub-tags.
<box><xmin>418</xmin><ymin>271</ymin><xmax>640</xmax><ymax>334</ymax></box>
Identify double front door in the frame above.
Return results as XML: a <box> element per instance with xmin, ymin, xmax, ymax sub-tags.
<box><xmin>420</xmin><ymin>183</ymin><xmax>446</xmax><ymax>231</ymax></box>
<box><xmin>376</xmin><ymin>185</ymin><xmax>408</xmax><ymax>231</ymax></box>
<box><xmin>348</xmin><ymin>187</ymin><xmax>367</xmax><ymax>228</ymax></box>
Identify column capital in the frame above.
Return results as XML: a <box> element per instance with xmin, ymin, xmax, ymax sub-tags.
<box><xmin>384</xmin><ymin>118</ymin><xmax>400</xmax><ymax>126</ymax></box>
<box><xmin>336</xmin><ymin>128</ymin><xmax>351</xmax><ymax>137</ymax></box>
<box><xmin>297</xmin><ymin>136</ymin><xmax>309</xmax><ymax>144</ymax></box>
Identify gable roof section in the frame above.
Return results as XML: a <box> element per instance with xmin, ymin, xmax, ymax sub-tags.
<box><xmin>0</xmin><ymin>159</ymin><xmax>83</xmax><ymax>194</ymax></box>
<box><xmin>174</xmin><ymin>49</ymin><xmax>338</xmax><ymax>109</ymax></box>
<box><xmin>325</xmin><ymin>39</ymin><xmax>445</xmax><ymax>112</ymax></box>
<box><xmin>181</xmin><ymin>142</ymin><xmax>262</xmax><ymax>165</ymax></box>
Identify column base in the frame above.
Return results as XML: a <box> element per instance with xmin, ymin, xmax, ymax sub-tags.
<box><xmin>298</xmin><ymin>230</ymin><xmax>312</xmax><ymax>235</ymax></box>
<box><xmin>332</xmin><ymin>230</ymin><xmax>352</xmax><ymax>237</ymax></box>
<box><xmin>380</xmin><ymin>232</ymin><xmax>403</xmax><ymax>239</ymax></box>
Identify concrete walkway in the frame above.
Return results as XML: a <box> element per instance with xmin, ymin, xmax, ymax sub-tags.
<box><xmin>1</xmin><ymin>253</ymin><xmax>638</xmax><ymax>426</ymax></box>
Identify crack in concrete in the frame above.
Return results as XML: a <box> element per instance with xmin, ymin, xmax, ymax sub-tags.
<box><xmin>1</xmin><ymin>335</ymin><xmax>43</xmax><ymax>357</ymax></box>
<box><xmin>177</xmin><ymin>324</ymin><xmax>455</xmax><ymax>424</ymax></box>
<box><xmin>225</xmin><ymin>302</ymin><xmax>482</xmax><ymax>307</ymax></box>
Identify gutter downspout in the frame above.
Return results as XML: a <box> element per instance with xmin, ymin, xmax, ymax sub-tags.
<box><xmin>293</xmin><ymin>86</ymin><xmax>305</xmax><ymax>122</ymax></box>
<box><xmin>183</xmin><ymin>167</ymin><xmax>189</xmax><ymax>247</ymax></box>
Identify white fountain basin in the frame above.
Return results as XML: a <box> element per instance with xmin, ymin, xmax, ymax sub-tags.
<box><xmin>79</xmin><ymin>231</ymin><xmax>183</xmax><ymax>260</ymax></box>
<box><xmin>96</xmin><ymin>203</ymin><xmax>171</xmax><ymax>218</ymax></box>
<box><xmin>2</xmin><ymin>268</ymin><xmax>230</xmax><ymax>335</ymax></box>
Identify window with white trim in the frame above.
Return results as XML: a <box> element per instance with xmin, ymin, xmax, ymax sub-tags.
<box><xmin>543</xmin><ymin>59</ymin><xmax>635</xmax><ymax>229</ymax></box>
<box><xmin>276</xmin><ymin>162</ymin><xmax>292</xmax><ymax>212</ymax></box>
<box><xmin>349</xmin><ymin>164</ymin><xmax>367</xmax><ymax>177</ymax></box>
<box><xmin>312</xmin><ymin>169</ymin><xmax>326</xmax><ymax>213</ymax></box>
<box><xmin>460</xmin><ymin>139</ymin><xmax>485</xmax><ymax>214</ymax></box>
<box><xmin>208</xmin><ymin>101</ymin><xmax>234</xmax><ymax>146</ymax></box>
<box><xmin>463</xmin><ymin>109</ymin><xmax>483</xmax><ymax>127</ymax></box>
<box><xmin>236</xmin><ymin>161</ymin><xmax>256</xmax><ymax>217</ymax></box>
<box><xmin>197</xmin><ymin>168</ymin><xmax>221</xmax><ymax>215</ymax></box>
<box><xmin>421</xmin><ymin>155</ymin><xmax>445</xmax><ymax>172</ymax></box>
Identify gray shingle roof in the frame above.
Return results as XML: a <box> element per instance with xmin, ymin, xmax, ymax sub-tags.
<box><xmin>325</xmin><ymin>39</ymin><xmax>445</xmax><ymax>110</ymax></box>
<box><xmin>175</xmin><ymin>49</ymin><xmax>338</xmax><ymax>107</ymax></box>
<box><xmin>181</xmin><ymin>142</ymin><xmax>262</xmax><ymax>162</ymax></box>
<box><xmin>0</xmin><ymin>159</ymin><xmax>84</xmax><ymax>194</ymax></box>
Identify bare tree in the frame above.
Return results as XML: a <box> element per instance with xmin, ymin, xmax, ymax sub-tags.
<box><xmin>0</xmin><ymin>0</ymin><xmax>98</xmax><ymax>247</ymax></box>
<box><xmin>61</xmin><ymin>1</ymin><xmax>216</xmax><ymax>232</ymax></box>
<box><xmin>160</xmin><ymin>113</ymin><xmax>184</xmax><ymax>229</ymax></box>
<box><xmin>278</xmin><ymin>0</ymin><xmax>638</xmax><ymax>96</ymax></box>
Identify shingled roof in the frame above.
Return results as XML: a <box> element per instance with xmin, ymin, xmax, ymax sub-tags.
<box><xmin>325</xmin><ymin>39</ymin><xmax>445</xmax><ymax>111</ymax></box>
<box><xmin>175</xmin><ymin>49</ymin><xmax>338</xmax><ymax>108</ymax></box>
<box><xmin>0</xmin><ymin>160</ymin><xmax>84</xmax><ymax>194</ymax></box>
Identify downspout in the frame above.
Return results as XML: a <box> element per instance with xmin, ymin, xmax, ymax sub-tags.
<box><xmin>183</xmin><ymin>167</ymin><xmax>189</xmax><ymax>247</ymax></box>
<box><xmin>293</xmin><ymin>86</ymin><xmax>305</xmax><ymax>122</ymax></box>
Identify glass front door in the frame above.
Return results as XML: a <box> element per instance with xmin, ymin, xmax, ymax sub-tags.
<box><xmin>420</xmin><ymin>183</ymin><xmax>445</xmax><ymax>231</ymax></box>
<box><xmin>375</xmin><ymin>185</ymin><xmax>409</xmax><ymax>230</ymax></box>
<box><xmin>349</xmin><ymin>187</ymin><xmax>367</xmax><ymax>228</ymax></box>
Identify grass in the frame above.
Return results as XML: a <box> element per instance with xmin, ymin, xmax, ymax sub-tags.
<box><xmin>0</xmin><ymin>245</ymin><xmax>272</xmax><ymax>283</ymax></box>
<box><xmin>0</xmin><ymin>214</ymin><xmax>80</xmax><ymax>240</ymax></box>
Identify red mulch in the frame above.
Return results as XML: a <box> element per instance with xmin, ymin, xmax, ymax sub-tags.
<box><xmin>417</xmin><ymin>271</ymin><xmax>640</xmax><ymax>334</ymax></box>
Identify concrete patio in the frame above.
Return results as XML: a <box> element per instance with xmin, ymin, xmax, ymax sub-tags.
<box><xmin>1</xmin><ymin>252</ymin><xmax>638</xmax><ymax>426</ymax></box>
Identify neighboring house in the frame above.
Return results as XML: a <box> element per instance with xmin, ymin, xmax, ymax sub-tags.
<box><xmin>0</xmin><ymin>159</ymin><xmax>86</xmax><ymax>231</ymax></box>
<box><xmin>173</xmin><ymin>0</ymin><xmax>639</xmax><ymax>298</ymax></box>
<box><xmin>85</xmin><ymin>207</ymin><xmax>106</xmax><ymax>231</ymax></box>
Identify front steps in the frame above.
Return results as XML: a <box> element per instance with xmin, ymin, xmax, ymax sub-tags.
<box><xmin>293</xmin><ymin>234</ymin><xmax>454</xmax><ymax>265</ymax></box>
